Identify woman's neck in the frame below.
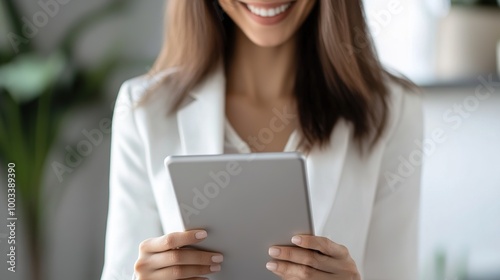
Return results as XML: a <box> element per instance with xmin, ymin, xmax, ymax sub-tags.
<box><xmin>226</xmin><ymin>28</ymin><xmax>297</xmax><ymax>103</ymax></box>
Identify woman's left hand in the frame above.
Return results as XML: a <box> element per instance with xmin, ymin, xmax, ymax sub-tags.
<box><xmin>266</xmin><ymin>235</ymin><xmax>361</xmax><ymax>280</ymax></box>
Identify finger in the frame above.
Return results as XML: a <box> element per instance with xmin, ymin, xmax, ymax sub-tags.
<box><xmin>140</xmin><ymin>230</ymin><xmax>208</xmax><ymax>253</ymax></box>
<box><xmin>291</xmin><ymin>235</ymin><xmax>349</xmax><ymax>259</ymax></box>
<box><xmin>266</xmin><ymin>260</ymin><xmax>324</xmax><ymax>279</ymax></box>
<box><xmin>149</xmin><ymin>249</ymin><xmax>224</xmax><ymax>268</ymax></box>
<box><xmin>151</xmin><ymin>264</ymin><xmax>221</xmax><ymax>279</ymax></box>
<box><xmin>268</xmin><ymin>246</ymin><xmax>336</xmax><ymax>273</ymax></box>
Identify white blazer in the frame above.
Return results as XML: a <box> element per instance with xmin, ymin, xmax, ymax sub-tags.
<box><xmin>101</xmin><ymin>66</ymin><xmax>423</xmax><ymax>280</ymax></box>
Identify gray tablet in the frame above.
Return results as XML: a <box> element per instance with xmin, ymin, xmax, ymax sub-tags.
<box><xmin>164</xmin><ymin>152</ymin><xmax>314</xmax><ymax>280</ymax></box>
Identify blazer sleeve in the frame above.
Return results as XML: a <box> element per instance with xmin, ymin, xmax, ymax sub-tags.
<box><xmin>101</xmin><ymin>81</ymin><xmax>163</xmax><ymax>280</ymax></box>
<box><xmin>363</xmin><ymin>89</ymin><xmax>424</xmax><ymax>280</ymax></box>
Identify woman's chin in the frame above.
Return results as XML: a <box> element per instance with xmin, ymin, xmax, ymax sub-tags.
<box><xmin>245</xmin><ymin>33</ymin><xmax>292</xmax><ymax>48</ymax></box>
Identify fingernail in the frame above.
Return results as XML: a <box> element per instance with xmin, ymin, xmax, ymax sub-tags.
<box><xmin>266</xmin><ymin>261</ymin><xmax>277</xmax><ymax>271</ymax></box>
<box><xmin>210</xmin><ymin>264</ymin><xmax>221</xmax><ymax>272</ymax></box>
<box><xmin>268</xmin><ymin>247</ymin><xmax>280</xmax><ymax>257</ymax></box>
<box><xmin>291</xmin><ymin>236</ymin><xmax>302</xmax><ymax>245</ymax></box>
<box><xmin>211</xmin><ymin>255</ymin><xmax>224</xmax><ymax>263</ymax></box>
<box><xmin>195</xmin><ymin>231</ymin><xmax>207</xmax><ymax>240</ymax></box>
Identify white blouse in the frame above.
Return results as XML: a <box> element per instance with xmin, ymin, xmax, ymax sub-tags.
<box><xmin>223</xmin><ymin>118</ymin><xmax>299</xmax><ymax>154</ymax></box>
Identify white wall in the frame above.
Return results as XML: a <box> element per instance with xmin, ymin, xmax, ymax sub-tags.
<box><xmin>420</xmin><ymin>84</ymin><xmax>500</xmax><ymax>280</ymax></box>
<box><xmin>363</xmin><ymin>0</ymin><xmax>444</xmax><ymax>83</ymax></box>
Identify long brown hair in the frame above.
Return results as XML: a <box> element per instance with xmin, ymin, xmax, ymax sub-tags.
<box><xmin>148</xmin><ymin>0</ymin><xmax>413</xmax><ymax>151</ymax></box>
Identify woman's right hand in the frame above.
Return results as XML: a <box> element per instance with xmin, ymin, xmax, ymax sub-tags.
<box><xmin>134</xmin><ymin>230</ymin><xmax>223</xmax><ymax>280</ymax></box>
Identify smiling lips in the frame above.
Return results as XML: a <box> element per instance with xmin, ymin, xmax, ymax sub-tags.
<box><xmin>246</xmin><ymin>3</ymin><xmax>292</xmax><ymax>17</ymax></box>
<box><xmin>242</xmin><ymin>1</ymin><xmax>295</xmax><ymax>25</ymax></box>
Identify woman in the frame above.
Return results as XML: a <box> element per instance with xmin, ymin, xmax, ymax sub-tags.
<box><xmin>101</xmin><ymin>0</ymin><xmax>423</xmax><ymax>279</ymax></box>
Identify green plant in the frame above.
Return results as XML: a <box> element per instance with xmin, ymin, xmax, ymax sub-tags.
<box><xmin>0</xmin><ymin>0</ymin><xmax>134</xmax><ymax>279</ymax></box>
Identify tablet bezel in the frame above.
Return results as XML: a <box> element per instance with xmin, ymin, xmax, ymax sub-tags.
<box><xmin>164</xmin><ymin>152</ymin><xmax>314</xmax><ymax>279</ymax></box>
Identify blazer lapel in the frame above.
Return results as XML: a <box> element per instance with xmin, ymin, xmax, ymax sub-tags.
<box><xmin>306</xmin><ymin>120</ymin><xmax>351</xmax><ymax>235</ymax></box>
<box><xmin>177</xmin><ymin>65</ymin><xmax>226</xmax><ymax>155</ymax></box>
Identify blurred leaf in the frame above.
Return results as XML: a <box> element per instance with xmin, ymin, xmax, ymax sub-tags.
<box><xmin>0</xmin><ymin>89</ymin><xmax>29</xmax><ymax>191</ymax></box>
<box><xmin>1</xmin><ymin>0</ymin><xmax>33</xmax><ymax>53</ymax></box>
<box><xmin>0</xmin><ymin>90</ymin><xmax>8</xmax><ymax>157</ymax></box>
<box><xmin>0</xmin><ymin>1</ymin><xmax>137</xmax><ymax>279</ymax></box>
<box><xmin>84</xmin><ymin>45</ymin><xmax>122</xmax><ymax>93</ymax></box>
<box><xmin>0</xmin><ymin>52</ymin><xmax>66</xmax><ymax>104</ymax></box>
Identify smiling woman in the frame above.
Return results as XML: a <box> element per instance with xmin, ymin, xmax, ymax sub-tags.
<box><xmin>101</xmin><ymin>0</ymin><xmax>423</xmax><ymax>279</ymax></box>
<box><xmin>148</xmin><ymin>0</ymin><xmax>411</xmax><ymax>152</ymax></box>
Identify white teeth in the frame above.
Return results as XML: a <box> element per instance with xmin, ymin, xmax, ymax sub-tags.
<box><xmin>246</xmin><ymin>3</ymin><xmax>291</xmax><ymax>18</ymax></box>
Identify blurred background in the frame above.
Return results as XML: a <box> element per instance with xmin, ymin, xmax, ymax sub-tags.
<box><xmin>0</xmin><ymin>0</ymin><xmax>499</xmax><ymax>279</ymax></box>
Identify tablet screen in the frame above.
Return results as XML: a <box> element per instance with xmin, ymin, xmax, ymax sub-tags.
<box><xmin>165</xmin><ymin>152</ymin><xmax>313</xmax><ymax>280</ymax></box>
